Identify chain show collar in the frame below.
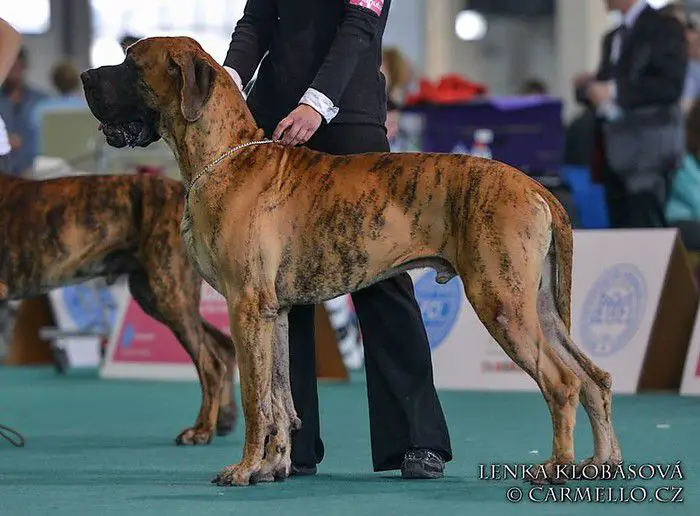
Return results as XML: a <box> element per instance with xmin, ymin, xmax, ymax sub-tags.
<box><xmin>185</xmin><ymin>139</ymin><xmax>275</xmax><ymax>200</ymax></box>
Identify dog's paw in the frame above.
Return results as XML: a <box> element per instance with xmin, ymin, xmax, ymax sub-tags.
<box><xmin>253</xmin><ymin>471</ymin><xmax>276</xmax><ymax>483</ymax></box>
<box><xmin>211</xmin><ymin>463</ymin><xmax>259</xmax><ymax>487</ymax></box>
<box><xmin>175</xmin><ymin>426</ymin><xmax>214</xmax><ymax>446</ymax></box>
<box><xmin>216</xmin><ymin>402</ymin><xmax>238</xmax><ymax>437</ymax></box>
<box><xmin>273</xmin><ymin>459</ymin><xmax>291</xmax><ymax>482</ymax></box>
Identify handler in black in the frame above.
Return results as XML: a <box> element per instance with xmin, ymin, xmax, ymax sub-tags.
<box><xmin>223</xmin><ymin>0</ymin><xmax>452</xmax><ymax>479</ymax></box>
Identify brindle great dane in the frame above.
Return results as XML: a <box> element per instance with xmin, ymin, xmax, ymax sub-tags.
<box><xmin>81</xmin><ymin>36</ymin><xmax>621</xmax><ymax>487</ymax></box>
<box><xmin>0</xmin><ymin>171</ymin><xmax>237</xmax><ymax>445</ymax></box>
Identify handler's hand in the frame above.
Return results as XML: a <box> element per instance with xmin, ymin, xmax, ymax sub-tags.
<box><xmin>9</xmin><ymin>133</ymin><xmax>22</xmax><ymax>150</ymax></box>
<box><xmin>273</xmin><ymin>104</ymin><xmax>322</xmax><ymax>146</ymax></box>
<box><xmin>587</xmin><ymin>81</ymin><xmax>613</xmax><ymax>107</ymax></box>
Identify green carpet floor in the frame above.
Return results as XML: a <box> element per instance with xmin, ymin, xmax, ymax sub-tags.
<box><xmin>0</xmin><ymin>367</ymin><xmax>698</xmax><ymax>515</ymax></box>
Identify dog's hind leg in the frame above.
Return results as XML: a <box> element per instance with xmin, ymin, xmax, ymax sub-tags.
<box><xmin>201</xmin><ymin>320</ymin><xmax>239</xmax><ymax>437</ymax></box>
<box><xmin>460</xmin><ymin>223</ymin><xmax>580</xmax><ymax>484</ymax></box>
<box><xmin>212</xmin><ymin>286</ymin><xmax>277</xmax><ymax>487</ymax></box>
<box><xmin>468</xmin><ymin>286</ymin><xmax>580</xmax><ymax>483</ymax></box>
<box><xmin>537</xmin><ymin>251</ymin><xmax>621</xmax><ymax>475</ymax></box>
<box><xmin>128</xmin><ymin>270</ymin><xmax>230</xmax><ymax>445</ymax></box>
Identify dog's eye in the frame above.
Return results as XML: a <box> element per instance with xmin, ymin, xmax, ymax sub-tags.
<box><xmin>166</xmin><ymin>57</ymin><xmax>179</xmax><ymax>76</ymax></box>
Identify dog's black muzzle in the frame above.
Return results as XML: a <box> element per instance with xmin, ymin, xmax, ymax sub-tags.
<box><xmin>81</xmin><ymin>65</ymin><xmax>160</xmax><ymax>149</ymax></box>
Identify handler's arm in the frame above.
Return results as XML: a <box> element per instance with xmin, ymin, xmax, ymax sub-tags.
<box><xmin>223</xmin><ymin>0</ymin><xmax>277</xmax><ymax>92</ymax></box>
<box><xmin>300</xmin><ymin>0</ymin><xmax>386</xmax><ymax>123</ymax></box>
<box><xmin>0</xmin><ymin>18</ymin><xmax>21</xmax><ymax>84</ymax></box>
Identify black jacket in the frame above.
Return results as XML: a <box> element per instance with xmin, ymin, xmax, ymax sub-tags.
<box><xmin>578</xmin><ymin>5</ymin><xmax>687</xmax><ymax>111</ymax></box>
<box><xmin>224</xmin><ymin>0</ymin><xmax>391</xmax><ymax>129</ymax></box>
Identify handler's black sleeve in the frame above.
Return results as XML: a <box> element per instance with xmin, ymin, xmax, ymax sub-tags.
<box><xmin>308</xmin><ymin>0</ymin><xmax>385</xmax><ymax>105</ymax></box>
<box><xmin>223</xmin><ymin>0</ymin><xmax>277</xmax><ymax>88</ymax></box>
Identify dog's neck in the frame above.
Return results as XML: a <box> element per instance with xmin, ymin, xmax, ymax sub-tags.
<box><xmin>164</xmin><ymin>75</ymin><xmax>265</xmax><ymax>186</ymax></box>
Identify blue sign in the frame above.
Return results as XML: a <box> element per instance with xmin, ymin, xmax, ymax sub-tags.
<box><xmin>414</xmin><ymin>270</ymin><xmax>462</xmax><ymax>350</ymax></box>
<box><xmin>121</xmin><ymin>324</ymin><xmax>135</xmax><ymax>348</ymax></box>
<box><xmin>62</xmin><ymin>283</ymin><xmax>118</xmax><ymax>332</ymax></box>
<box><xmin>580</xmin><ymin>264</ymin><xmax>647</xmax><ymax>358</ymax></box>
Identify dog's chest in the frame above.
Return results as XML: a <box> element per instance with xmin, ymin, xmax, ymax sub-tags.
<box><xmin>180</xmin><ymin>203</ymin><xmax>219</xmax><ymax>289</ymax></box>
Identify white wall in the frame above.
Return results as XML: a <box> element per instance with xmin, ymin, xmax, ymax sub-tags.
<box><xmin>386</xmin><ymin>0</ymin><xmax>559</xmax><ymax>97</ymax></box>
<box><xmin>24</xmin><ymin>0</ymin><xmax>427</xmax><ymax>94</ymax></box>
<box><xmin>384</xmin><ymin>0</ymin><xmax>426</xmax><ymax>70</ymax></box>
<box><xmin>17</xmin><ymin>0</ymin><xmax>91</xmax><ymax>94</ymax></box>
<box><xmin>17</xmin><ymin>0</ymin><xmax>64</xmax><ymax>93</ymax></box>
<box><xmin>474</xmin><ymin>16</ymin><xmax>556</xmax><ymax>96</ymax></box>
<box><xmin>19</xmin><ymin>0</ymin><xmax>561</xmax><ymax>104</ymax></box>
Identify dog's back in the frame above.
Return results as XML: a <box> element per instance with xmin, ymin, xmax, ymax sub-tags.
<box><xmin>0</xmin><ymin>173</ymin><xmax>185</xmax><ymax>299</ymax></box>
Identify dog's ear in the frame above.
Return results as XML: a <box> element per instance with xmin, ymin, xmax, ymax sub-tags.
<box><xmin>172</xmin><ymin>53</ymin><xmax>216</xmax><ymax>123</ymax></box>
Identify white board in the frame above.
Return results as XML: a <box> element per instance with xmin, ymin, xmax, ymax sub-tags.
<box><xmin>412</xmin><ymin>229</ymin><xmax>679</xmax><ymax>394</ymax></box>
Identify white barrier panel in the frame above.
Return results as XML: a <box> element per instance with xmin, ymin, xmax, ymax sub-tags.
<box><xmin>412</xmin><ymin>229</ymin><xmax>683</xmax><ymax>394</ymax></box>
<box><xmin>48</xmin><ymin>278</ymin><xmax>130</xmax><ymax>368</ymax></box>
<box><xmin>100</xmin><ymin>284</ymin><xmax>359</xmax><ymax>381</ymax></box>
<box><xmin>681</xmin><ymin>306</ymin><xmax>700</xmax><ymax>395</ymax></box>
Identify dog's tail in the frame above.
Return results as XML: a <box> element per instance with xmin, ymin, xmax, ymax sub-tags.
<box><xmin>548</xmin><ymin>197</ymin><xmax>573</xmax><ymax>333</ymax></box>
<box><xmin>543</xmin><ymin>190</ymin><xmax>612</xmax><ymax>391</ymax></box>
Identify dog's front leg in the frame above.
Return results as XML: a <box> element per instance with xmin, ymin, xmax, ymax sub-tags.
<box><xmin>212</xmin><ymin>287</ymin><xmax>276</xmax><ymax>487</ymax></box>
<box><xmin>256</xmin><ymin>309</ymin><xmax>301</xmax><ymax>482</ymax></box>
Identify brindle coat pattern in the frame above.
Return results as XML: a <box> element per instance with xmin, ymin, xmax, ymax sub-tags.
<box><xmin>0</xmin><ymin>172</ymin><xmax>238</xmax><ymax>445</ymax></box>
<box><xmin>81</xmin><ymin>36</ymin><xmax>621</xmax><ymax>487</ymax></box>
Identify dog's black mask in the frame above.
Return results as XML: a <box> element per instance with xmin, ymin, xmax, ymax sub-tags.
<box><xmin>81</xmin><ymin>59</ymin><xmax>160</xmax><ymax>149</ymax></box>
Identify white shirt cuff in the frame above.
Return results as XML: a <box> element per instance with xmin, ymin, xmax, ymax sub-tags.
<box><xmin>597</xmin><ymin>99</ymin><xmax>622</xmax><ymax>121</ymax></box>
<box><xmin>224</xmin><ymin>66</ymin><xmax>243</xmax><ymax>92</ymax></box>
<box><xmin>299</xmin><ymin>88</ymin><xmax>339</xmax><ymax>123</ymax></box>
<box><xmin>609</xmin><ymin>81</ymin><xmax>617</xmax><ymax>101</ymax></box>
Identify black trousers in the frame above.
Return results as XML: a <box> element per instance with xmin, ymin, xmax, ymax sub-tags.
<box><xmin>257</xmin><ymin>120</ymin><xmax>452</xmax><ymax>471</ymax></box>
<box><xmin>602</xmin><ymin>164</ymin><xmax>671</xmax><ymax>229</ymax></box>
<box><xmin>0</xmin><ymin>154</ymin><xmax>9</xmax><ymax>174</ymax></box>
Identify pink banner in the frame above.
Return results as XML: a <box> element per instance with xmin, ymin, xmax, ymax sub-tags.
<box><xmin>112</xmin><ymin>283</ymin><xmax>229</xmax><ymax>364</ymax></box>
<box><xmin>349</xmin><ymin>0</ymin><xmax>384</xmax><ymax>15</ymax></box>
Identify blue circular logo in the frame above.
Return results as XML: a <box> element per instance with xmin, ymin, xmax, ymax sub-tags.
<box><xmin>414</xmin><ymin>270</ymin><xmax>462</xmax><ymax>350</ymax></box>
<box><xmin>62</xmin><ymin>283</ymin><xmax>118</xmax><ymax>332</ymax></box>
<box><xmin>580</xmin><ymin>264</ymin><xmax>647</xmax><ymax>358</ymax></box>
<box><xmin>121</xmin><ymin>324</ymin><xmax>135</xmax><ymax>348</ymax></box>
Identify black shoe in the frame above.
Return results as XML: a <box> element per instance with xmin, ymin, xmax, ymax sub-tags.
<box><xmin>401</xmin><ymin>449</ymin><xmax>445</xmax><ymax>479</ymax></box>
<box><xmin>290</xmin><ymin>464</ymin><xmax>317</xmax><ymax>477</ymax></box>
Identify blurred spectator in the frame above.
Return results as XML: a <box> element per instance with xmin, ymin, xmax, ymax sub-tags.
<box><xmin>50</xmin><ymin>60</ymin><xmax>83</xmax><ymax>98</ymax></box>
<box><xmin>681</xmin><ymin>23</ymin><xmax>700</xmax><ymax>114</ymax></box>
<box><xmin>564</xmin><ymin>109</ymin><xmax>596</xmax><ymax>168</ymax></box>
<box><xmin>665</xmin><ymin>99</ymin><xmax>700</xmax><ymax>262</ymax></box>
<box><xmin>666</xmin><ymin>100</ymin><xmax>700</xmax><ymax>226</ymax></box>
<box><xmin>574</xmin><ymin>0</ymin><xmax>687</xmax><ymax>229</ymax></box>
<box><xmin>32</xmin><ymin>60</ymin><xmax>87</xmax><ymax>155</ymax></box>
<box><xmin>660</xmin><ymin>3</ymin><xmax>700</xmax><ymax>114</ymax></box>
<box><xmin>518</xmin><ymin>78</ymin><xmax>548</xmax><ymax>96</ymax></box>
<box><xmin>382</xmin><ymin>47</ymin><xmax>411</xmax><ymax>105</ymax></box>
<box><xmin>0</xmin><ymin>47</ymin><xmax>49</xmax><ymax>176</ymax></box>
<box><xmin>660</xmin><ymin>1</ymin><xmax>686</xmax><ymax>24</ymax></box>
<box><xmin>381</xmin><ymin>47</ymin><xmax>411</xmax><ymax>141</ymax></box>
<box><xmin>0</xmin><ymin>17</ymin><xmax>21</xmax><ymax>173</ymax></box>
